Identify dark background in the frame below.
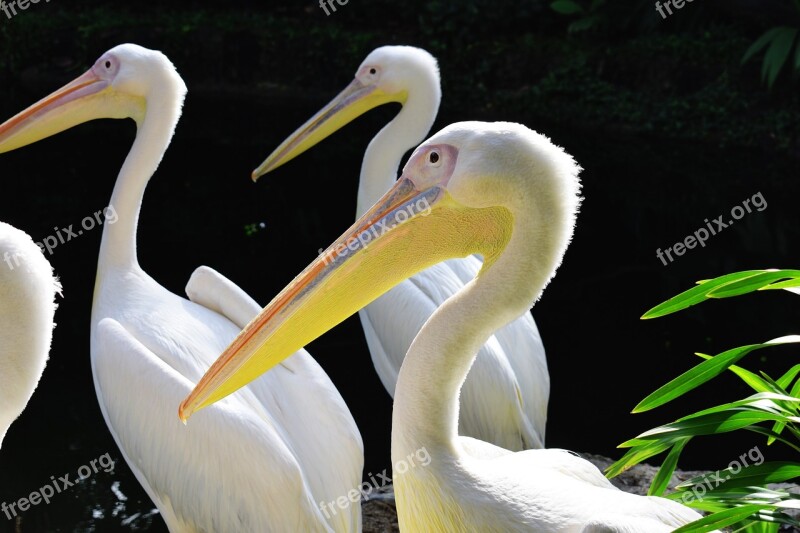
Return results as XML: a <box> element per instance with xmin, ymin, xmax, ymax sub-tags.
<box><xmin>0</xmin><ymin>0</ymin><xmax>799</xmax><ymax>530</ymax></box>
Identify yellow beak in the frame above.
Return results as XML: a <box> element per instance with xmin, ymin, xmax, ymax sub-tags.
<box><xmin>0</xmin><ymin>68</ymin><xmax>143</xmax><ymax>153</ymax></box>
<box><xmin>251</xmin><ymin>78</ymin><xmax>406</xmax><ymax>180</ymax></box>
<box><xmin>179</xmin><ymin>158</ymin><xmax>513</xmax><ymax>421</ymax></box>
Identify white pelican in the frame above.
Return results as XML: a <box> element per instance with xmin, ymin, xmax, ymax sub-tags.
<box><xmin>253</xmin><ymin>46</ymin><xmax>548</xmax><ymax>450</ymax></box>
<box><xmin>0</xmin><ymin>223</ymin><xmax>59</xmax><ymax>448</ymax></box>
<box><xmin>0</xmin><ymin>44</ymin><xmax>363</xmax><ymax>532</ymax></box>
<box><xmin>181</xmin><ymin>121</ymin><xmax>707</xmax><ymax>531</ymax></box>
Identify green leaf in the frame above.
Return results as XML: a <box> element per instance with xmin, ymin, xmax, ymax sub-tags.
<box><xmin>743</xmin><ymin>28</ymin><xmax>786</xmax><ymax>65</ymax></box>
<box><xmin>762</xmin><ymin>28</ymin><xmax>799</xmax><ymax>87</ymax></box>
<box><xmin>745</xmin><ymin>426</ymin><xmax>800</xmax><ymax>454</ymax></box>
<box><xmin>567</xmin><ymin>15</ymin><xmax>599</xmax><ymax>33</ymax></box>
<box><xmin>642</xmin><ymin>270</ymin><xmax>766</xmax><ymax>319</ymax></box>
<box><xmin>761</xmin><ymin>278</ymin><xmax>800</xmax><ymax>291</ymax></box>
<box><xmin>777</xmin><ymin>364</ymin><xmax>800</xmax><ymax>390</ymax></box>
<box><xmin>626</xmin><ymin>409</ymin><xmax>800</xmax><ymax>445</ymax></box>
<box><xmin>550</xmin><ymin>0</ymin><xmax>584</xmax><ymax>15</ymax></box>
<box><xmin>633</xmin><ymin>337</ymin><xmax>800</xmax><ymax>413</ymax></box>
<box><xmin>696</xmin><ymin>353</ymin><xmax>782</xmax><ymax>395</ymax></box>
<box><xmin>675</xmin><ymin>462</ymin><xmax>800</xmax><ymax>492</ymax></box>
<box><xmin>708</xmin><ymin>270</ymin><xmax>800</xmax><ymax>298</ymax></box>
<box><xmin>648</xmin><ymin>437</ymin><xmax>689</xmax><ymax>496</ymax></box>
<box><xmin>795</xmin><ymin>37</ymin><xmax>800</xmax><ymax>69</ymax></box>
<box><xmin>673</xmin><ymin>504</ymin><xmax>772</xmax><ymax>533</ymax></box>
<box><xmin>606</xmin><ymin>439</ymin><xmax>676</xmax><ymax>477</ymax></box>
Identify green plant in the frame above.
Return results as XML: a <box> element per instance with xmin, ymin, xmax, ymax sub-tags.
<box><xmin>550</xmin><ymin>0</ymin><xmax>606</xmax><ymax>33</ymax></box>
<box><xmin>609</xmin><ymin>269</ymin><xmax>800</xmax><ymax>532</ymax></box>
<box><xmin>742</xmin><ymin>1</ymin><xmax>800</xmax><ymax>88</ymax></box>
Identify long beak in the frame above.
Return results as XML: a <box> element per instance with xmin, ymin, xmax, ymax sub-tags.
<box><xmin>0</xmin><ymin>69</ymin><xmax>140</xmax><ymax>153</ymax></box>
<box><xmin>251</xmin><ymin>78</ymin><xmax>406</xmax><ymax>180</ymax></box>
<box><xmin>179</xmin><ymin>168</ymin><xmax>513</xmax><ymax>421</ymax></box>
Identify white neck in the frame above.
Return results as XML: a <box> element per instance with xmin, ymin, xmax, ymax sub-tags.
<box><xmin>355</xmin><ymin>89</ymin><xmax>440</xmax><ymax>217</ymax></box>
<box><xmin>97</xmin><ymin>89</ymin><xmax>182</xmax><ymax>273</ymax></box>
<box><xmin>391</xmin><ymin>195</ymin><xmax>572</xmax><ymax>458</ymax></box>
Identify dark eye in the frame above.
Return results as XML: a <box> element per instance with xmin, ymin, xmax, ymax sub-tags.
<box><xmin>369</xmin><ymin>68</ymin><xmax>377</xmax><ymax>75</ymax></box>
<box><xmin>105</xmin><ymin>60</ymin><xmax>112</xmax><ymax>69</ymax></box>
<box><xmin>429</xmin><ymin>151</ymin><xmax>440</xmax><ymax>164</ymax></box>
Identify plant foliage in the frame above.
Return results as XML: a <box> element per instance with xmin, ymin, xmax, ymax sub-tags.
<box><xmin>610</xmin><ymin>270</ymin><xmax>800</xmax><ymax>532</ymax></box>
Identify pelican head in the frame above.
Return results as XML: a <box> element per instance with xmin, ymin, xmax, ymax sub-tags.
<box><xmin>0</xmin><ymin>44</ymin><xmax>186</xmax><ymax>153</ymax></box>
<box><xmin>252</xmin><ymin>45</ymin><xmax>441</xmax><ymax>180</ymax></box>
<box><xmin>181</xmin><ymin>121</ymin><xmax>580</xmax><ymax>419</ymax></box>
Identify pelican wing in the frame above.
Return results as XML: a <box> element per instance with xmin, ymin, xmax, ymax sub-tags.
<box><xmin>185</xmin><ymin>265</ymin><xmax>261</xmax><ymax>330</ymax></box>
<box><xmin>185</xmin><ymin>266</ymin><xmax>364</xmax><ymax>531</ymax></box>
<box><xmin>93</xmin><ymin>317</ymin><xmax>357</xmax><ymax>533</ymax></box>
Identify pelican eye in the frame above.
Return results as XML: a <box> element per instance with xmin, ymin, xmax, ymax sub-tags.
<box><xmin>429</xmin><ymin>151</ymin><xmax>440</xmax><ymax>164</ymax></box>
<box><xmin>369</xmin><ymin>68</ymin><xmax>377</xmax><ymax>75</ymax></box>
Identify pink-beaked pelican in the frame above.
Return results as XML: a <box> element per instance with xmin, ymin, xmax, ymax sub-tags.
<box><xmin>0</xmin><ymin>223</ymin><xmax>60</xmax><ymax>448</ymax></box>
<box><xmin>181</xmin><ymin>122</ymin><xmax>708</xmax><ymax>531</ymax></box>
<box><xmin>0</xmin><ymin>44</ymin><xmax>363</xmax><ymax>532</ymax></box>
<box><xmin>253</xmin><ymin>46</ymin><xmax>548</xmax><ymax>450</ymax></box>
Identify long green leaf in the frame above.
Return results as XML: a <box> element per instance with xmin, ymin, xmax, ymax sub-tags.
<box><xmin>644</xmin><ymin>269</ymin><xmax>800</xmax><ymax>319</ymax></box>
<box><xmin>648</xmin><ymin>437</ymin><xmax>689</xmax><ymax>496</ymax></box>
<box><xmin>675</xmin><ymin>462</ymin><xmax>800</xmax><ymax>492</ymax></box>
<box><xmin>634</xmin><ymin>337</ymin><xmax>800</xmax><ymax>413</ymax></box>
<box><xmin>761</xmin><ymin>278</ymin><xmax>800</xmax><ymax>291</ymax></box>
<box><xmin>762</xmin><ymin>28</ymin><xmax>799</xmax><ymax>87</ymax></box>
<box><xmin>550</xmin><ymin>0</ymin><xmax>584</xmax><ymax>15</ymax></box>
<box><xmin>626</xmin><ymin>410</ymin><xmax>800</xmax><ymax>445</ymax></box>
<box><xmin>744</xmin><ymin>426</ymin><xmax>800</xmax><ymax>454</ymax></box>
<box><xmin>674</xmin><ymin>505</ymin><xmax>772</xmax><ymax>533</ymax></box>
<box><xmin>708</xmin><ymin>270</ymin><xmax>800</xmax><ymax>298</ymax></box>
<box><xmin>696</xmin><ymin>353</ymin><xmax>786</xmax><ymax>396</ymax></box>
<box><xmin>777</xmin><ymin>364</ymin><xmax>800</xmax><ymax>389</ymax></box>
<box><xmin>606</xmin><ymin>439</ymin><xmax>676</xmax><ymax>477</ymax></box>
<box><xmin>743</xmin><ymin>28</ymin><xmax>786</xmax><ymax>64</ymax></box>
<box><xmin>642</xmin><ymin>270</ymin><xmax>765</xmax><ymax>319</ymax></box>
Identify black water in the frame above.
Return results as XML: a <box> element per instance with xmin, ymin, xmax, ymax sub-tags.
<box><xmin>0</xmin><ymin>81</ymin><xmax>798</xmax><ymax>531</ymax></box>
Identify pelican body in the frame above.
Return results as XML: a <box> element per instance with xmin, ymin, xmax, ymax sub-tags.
<box><xmin>0</xmin><ymin>223</ymin><xmax>59</xmax><ymax>447</ymax></box>
<box><xmin>0</xmin><ymin>44</ymin><xmax>362</xmax><ymax>532</ymax></box>
<box><xmin>254</xmin><ymin>46</ymin><xmax>548</xmax><ymax>450</ymax></box>
<box><xmin>182</xmin><ymin>121</ymin><xmax>708</xmax><ymax>531</ymax></box>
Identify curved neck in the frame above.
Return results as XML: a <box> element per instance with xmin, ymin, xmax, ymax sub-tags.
<box><xmin>391</xmin><ymin>202</ymin><xmax>570</xmax><ymax>457</ymax></box>
<box><xmin>356</xmin><ymin>89</ymin><xmax>440</xmax><ymax>217</ymax></box>
<box><xmin>98</xmin><ymin>93</ymin><xmax>182</xmax><ymax>272</ymax></box>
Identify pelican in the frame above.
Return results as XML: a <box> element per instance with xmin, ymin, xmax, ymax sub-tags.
<box><xmin>181</xmin><ymin>121</ymin><xmax>707</xmax><ymax>531</ymax></box>
<box><xmin>0</xmin><ymin>223</ymin><xmax>59</xmax><ymax>448</ymax></box>
<box><xmin>0</xmin><ymin>44</ymin><xmax>363</xmax><ymax>532</ymax></box>
<box><xmin>254</xmin><ymin>46</ymin><xmax>548</xmax><ymax>450</ymax></box>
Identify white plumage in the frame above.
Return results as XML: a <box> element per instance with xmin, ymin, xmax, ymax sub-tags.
<box><xmin>0</xmin><ymin>223</ymin><xmax>59</xmax><ymax>448</ymax></box>
<box><xmin>387</xmin><ymin>122</ymin><xmax>708</xmax><ymax>531</ymax></box>
<box><xmin>256</xmin><ymin>46</ymin><xmax>548</xmax><ymax>450</ymax></box>
<box><xmin>0</xmin><ymin>44</ymin><xmax>363</xmax><ymax>532</ymax></box>
<box><xmin>182</xmin><ymin>121</ymin><xmax>711</xmax><ymax>531</ymax></box>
